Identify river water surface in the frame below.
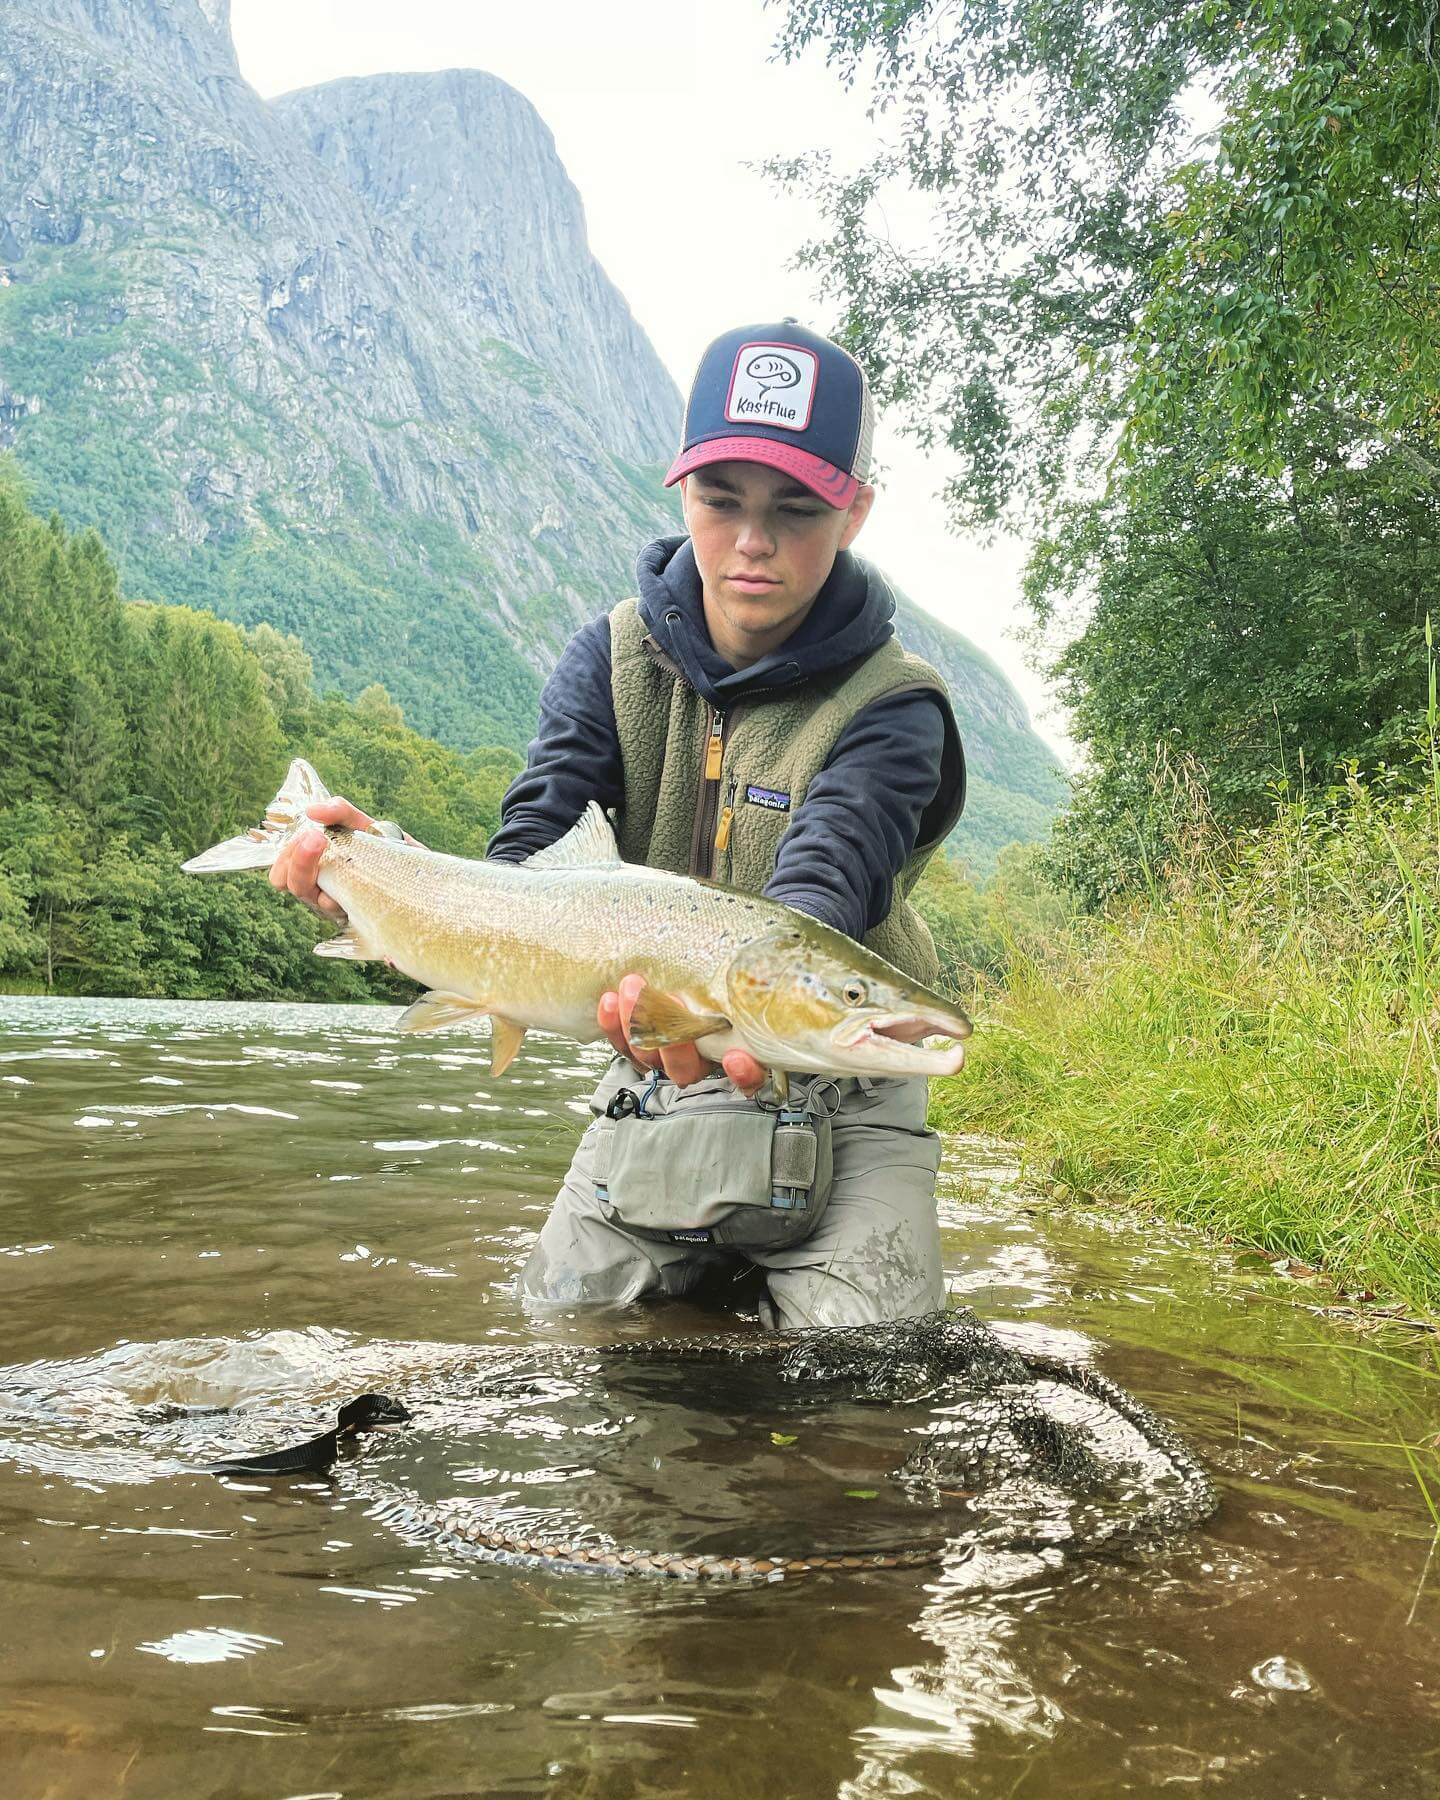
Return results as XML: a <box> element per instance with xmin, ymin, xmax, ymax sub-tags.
<box><xmin>1</xmin><ymin>996</ymin><xmax>1437</xmax><ymax>1798</ymax></box>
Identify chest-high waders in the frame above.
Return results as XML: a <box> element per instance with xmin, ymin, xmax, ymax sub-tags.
<box><xmin>519</xmin><ymin>591</ymin><xmax>965</xmax><ymax>1330</ymax></box>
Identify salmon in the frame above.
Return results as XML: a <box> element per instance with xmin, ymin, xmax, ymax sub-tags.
<box><xmin>183</xmin><ymin>759</ymin><xmax>971</xmax><ymax>1088</ymax></box>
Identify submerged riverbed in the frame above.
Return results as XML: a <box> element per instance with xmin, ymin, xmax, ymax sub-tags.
<box><xmin>1</xmin><ymin>995</ymin><xmax>1436</xmax><ymax>1797</ymax></box>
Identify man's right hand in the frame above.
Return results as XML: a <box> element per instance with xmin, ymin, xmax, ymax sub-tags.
<box><xmin>268</xmin><ymin>799</ymin><xmax>377</xmax><ymax>921</ymax></box>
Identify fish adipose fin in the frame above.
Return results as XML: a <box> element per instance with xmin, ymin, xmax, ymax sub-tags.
<box><xmin>524</xmin><ymin>802</ymin><xmax>623</xmax><ymax>870</ymax></box>
<box><xmin>488</xmin><ymin>1016</ymin><xmax>527</xmax><ymax>1076</ymax></box>
<box><xmin>181</xmin><ymin>758</ymin><xmax>333</xmax><ymax>873</ymax></box>
<box><xmin>396</xmin><ymin>990</ymin><xmax>491</xmax><ymax>1034</ymax></box>
<box><xmin>626</xmin><ymin>988</ymin><xmax>729</xmax><ymax>1051</ymax></box>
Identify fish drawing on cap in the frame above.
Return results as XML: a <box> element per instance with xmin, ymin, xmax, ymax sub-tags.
<box><xmin>744</xmin><ymin>352</ymin><xmax>802</xmax><ymax>397</ymax></box>
<box><xmin>183</xmin><ymin>759</ymin><xmax>970</xmax><ymax>1095</ymax></box>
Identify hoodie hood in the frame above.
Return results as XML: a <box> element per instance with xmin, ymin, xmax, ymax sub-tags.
<box><xmin>634</xmin><ymin>535</ymin><xmax>896</xmax><ymax>708</ymax></box>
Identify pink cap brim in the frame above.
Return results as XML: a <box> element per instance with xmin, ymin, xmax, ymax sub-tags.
<box><xmin>664</xmin><ymin>437</ymin><xmax>860</xmax><ymax>509</ymax></box>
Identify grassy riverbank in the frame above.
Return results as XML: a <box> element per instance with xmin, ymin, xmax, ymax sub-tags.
<box><xmin>933</xmin><ymin>763</ymin><xmax>1440</xmax><ymax>1322</ymax></box>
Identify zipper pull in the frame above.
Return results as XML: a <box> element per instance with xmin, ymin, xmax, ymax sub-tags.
<box><xmin>705</xmin><ymin>709</ymin><xmax>724</xmax><ymax>781</ymax></box>
<box><xmin>714</xmin><ymin>773</ymin><xmax>737</xmax><ymax>854</ymax></box>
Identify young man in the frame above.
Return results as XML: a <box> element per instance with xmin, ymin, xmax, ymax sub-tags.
<box><xmin>274</xmin><ymin>322</ymin><xmax>966</xmax><ymax>1329</ymax></box>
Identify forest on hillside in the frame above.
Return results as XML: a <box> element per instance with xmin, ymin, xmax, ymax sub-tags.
<box><xmin>0</xmin><ymin>465</ymin><xmax>1051</xmax><ymax>1001</ymax></box>
<box><xmin>0</xmin><ymin>468</ymin><xmax>525</xmax><ymax>1000</ymax></box>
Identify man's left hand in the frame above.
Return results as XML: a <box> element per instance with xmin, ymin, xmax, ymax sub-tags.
<box><xmin>598</xmin><ymin>973</ymin><xmax>767</xmax><ymax>1096</ymax></box>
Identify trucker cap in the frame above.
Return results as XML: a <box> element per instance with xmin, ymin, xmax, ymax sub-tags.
<box><xmin>664</xmin><ymin>320</ymin><xmax>875</xmax><ymax>509</ymax></box>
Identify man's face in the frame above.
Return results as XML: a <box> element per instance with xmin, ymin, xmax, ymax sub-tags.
<box><xmin>681</xmin><ymin>461</ymin><xmax>874</xmax><ymax>660</ymax></box>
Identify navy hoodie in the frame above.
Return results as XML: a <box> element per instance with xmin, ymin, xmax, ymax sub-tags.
<box><xmin>487</xmin><ymin>536</ymin><xmax>962</xmax><ymax>940</ymax></box>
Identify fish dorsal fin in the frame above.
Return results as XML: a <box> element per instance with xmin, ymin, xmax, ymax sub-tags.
<box><xmin>524</xmin><ymin>802</ymin><xmax>622</xmax><ymax>869</ymax></box>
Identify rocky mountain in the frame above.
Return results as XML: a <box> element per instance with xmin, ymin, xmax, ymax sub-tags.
<box><xmin>0</xmin><ymin>0</ymin><xmax>1063</xmax><ymax>866</ymax></box>
<box><xmin>272</xmin><ymin>71</ymin><xmax>677</xmax><ymax>468</ymax></box>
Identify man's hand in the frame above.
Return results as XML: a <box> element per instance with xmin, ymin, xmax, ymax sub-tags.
<box><xmin>599</xmin><ymin>973</ymin><xmax>767</xmax><ymax>1096</ymax></box>
<box><xmin>268</xmin><ymin>799</ymin><xmax>378</xmax><ymax>921</ymax></box>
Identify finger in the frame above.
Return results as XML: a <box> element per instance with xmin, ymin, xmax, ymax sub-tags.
<box><xmin>614</xmin><ymin>974</ymin><xmax>658</xmax><ymax>1070</ymax></box>
<box><xmin>285</xmin><ymin>826</ymin><xmax>328</xmax><ymax>902</ymax></box>
<box><xmin>282</xmin><ymin>826</ymin><xmax>347</xmax><ymax>921</ymax></box>
<box><xmin>660</xmin><ymin>1043</ymin><xmax>709</xmax><ymax>1088</ymax></box>
<box><xmin>307</xmin><ymin>798</ymin><xmax>376</xmax><ymax>832</ymax></box>
<box><xmin>597</xmin><ymin>990</ymin><xmax>631</xmax><ymax>1062</ymax></box>
<box><xmin>722</xmin><ymin>1049</ymin><xmax>767</xmax><ymax>1098</ymax></box>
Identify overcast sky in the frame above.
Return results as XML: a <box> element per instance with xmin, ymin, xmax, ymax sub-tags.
<box><xmin>228</xmin><ymin>0</ymin><xmax>1069</xmax><ymax>760</ymax></box>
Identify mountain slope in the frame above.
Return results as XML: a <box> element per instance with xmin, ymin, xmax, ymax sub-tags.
<box><xmin>0</xmin><ymin>0</ymin><xmax>1064</xmax><ymax>863</ymax></box>
<box><xmin>0</xmin><ymin>0</ymin><xmax>680</xmax><ymax>745</ymax></box>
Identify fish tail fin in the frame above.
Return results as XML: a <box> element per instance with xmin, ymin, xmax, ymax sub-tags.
<box><xmin>181</xmin><ymin>758</ymin><xmax>333</xmax><ymax>873</ymax></box>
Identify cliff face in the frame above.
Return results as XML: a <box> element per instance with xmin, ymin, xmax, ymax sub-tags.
<box><xmin>0</xmin><ymin>0</ymin><xmax>682</xmax><ymax>744</ymax></box>
<box><xmin>0</xmin><ymin>0</ymin><xmax>1062</xmax><ymax>858</ymax></box>
<box><xmin>273</xmin><ymin>70</ymin><xmax>678</xmax><ymax>467</ymax></box>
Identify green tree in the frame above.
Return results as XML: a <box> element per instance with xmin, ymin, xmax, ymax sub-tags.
<box><xmin>774</xmin><ymin>1</ymin><xmax>1440</xmax><ymax>892</ymax></box>
<box><xmin>128</xmin><ymin>603</ymin><xmax>287</xmax><ymax>860</ymax></box>
<box><xmin>0</xmin><ymin>483</ymin><xmax>524</xmax><ymax>999</ymax></box>
<box><xmin>242</xmin><ymin>622</ymin><xmax>316</xmax><ymax>735</ymax></box>
<box><xmin>354</xmin><ymin>683</ymin><xmax>405</xmax><ymax>731</ymax></box>
<box><xmin>774</xmin><ymin>1</ymin><xmax>1440</xmax><ymax>522</ymax></box>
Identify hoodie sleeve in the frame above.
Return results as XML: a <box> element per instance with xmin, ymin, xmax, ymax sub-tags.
<box><xmin>485</xmin><ymin>616</ymin><xmax>624</xmax><ymax>863</ymax></box>
<box><xmin>764</xmin><ymin>689</ymin><xmax>947</xmax><ymax>939</ymax></box>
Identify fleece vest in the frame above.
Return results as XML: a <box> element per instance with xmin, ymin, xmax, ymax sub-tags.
<box><xmin>607</xmin><ymin>597</ymin><xmax>963</xmax><ymax>985</ymax></box>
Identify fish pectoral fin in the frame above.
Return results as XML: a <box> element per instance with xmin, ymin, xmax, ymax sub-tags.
<box><xmin>626</xmin><ymin>988</ymin><xmax>729</xmax><ymax>1051</ymax></box>
<box><xmin>313</xmin><ymin>926</ymin><xmax>380</xmax><ymax>961</ymax></box>
<box><xmin>488</xmin><ymin>1016</ymin><xmax>527</xmax><ymax>1076</ymax></box>
<box><xmin>396</xmin><ymin>990</ymin><xmax>490</xmax><ymax>1034</ymax></box>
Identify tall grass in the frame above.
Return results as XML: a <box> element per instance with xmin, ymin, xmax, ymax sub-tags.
<box><xmin>935</xmin><ymin>720</ymin><xmax>1440</xmax><ymax>1321</ymax></box>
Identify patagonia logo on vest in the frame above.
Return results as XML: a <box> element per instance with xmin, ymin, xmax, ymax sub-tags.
<box><xmin>668</xmin><ymin>1229</ymin><xmax>714</xmax><ymax>1244</ymax></box>
<box><xmin>745</xmin><ymin>784</ymin><xmax>791</xmax><ymax>813</ymax></box>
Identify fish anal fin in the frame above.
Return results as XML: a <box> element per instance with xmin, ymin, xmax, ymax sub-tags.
<box><xmin>489</xmin><ymin>1016</ymin><xmax>527</xmax><ymax>1076</ymax></box>
<box><xmin>626</xmin><ymin>988</ymin><xmax>729</xmax><ymax>1051</ymax></box>
<box><xmin>397</xmin><ymin>990</ymin><xmax>490</xmax><ymax>1034</ymax></box>
<box><xmin>314</xmin><ymin>926</ymin><xmax>383</xmax><ymax>961</ymax></box>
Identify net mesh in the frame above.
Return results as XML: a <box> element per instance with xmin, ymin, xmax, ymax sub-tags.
<box><xmin>357</xmin><ymin>1308</ymin><xmax>1217</xmax><ymax>1580</ymax></box>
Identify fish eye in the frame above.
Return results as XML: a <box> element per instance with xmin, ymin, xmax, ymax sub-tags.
<box><xmin>842</xmin><ymin>980</ymin><xmax>868</xmax><ymax>1007</ymax></box>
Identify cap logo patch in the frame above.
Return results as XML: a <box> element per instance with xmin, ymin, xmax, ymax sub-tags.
<box><xmin>725</xmin><ymin>343</ymin><xmax>817</xmax><ymax>432</ymax></box>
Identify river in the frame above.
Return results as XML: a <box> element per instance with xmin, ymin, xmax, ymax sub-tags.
<box><xmin>1</xmin><ymin>996</ymin><xmax>1436</xmax><ymax>1797</ymax></box>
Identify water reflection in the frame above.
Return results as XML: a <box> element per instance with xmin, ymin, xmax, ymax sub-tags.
<box><xmin>0</xmin><ymin>995</ymin><xmax>1436</xmax><ymax>1797</ymax></box>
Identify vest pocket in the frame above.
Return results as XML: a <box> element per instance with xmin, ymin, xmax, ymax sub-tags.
<box><xmin>588</xmin><ymin>1069</ymin><xmax>837</xmax><ymax>1251</ymax></box>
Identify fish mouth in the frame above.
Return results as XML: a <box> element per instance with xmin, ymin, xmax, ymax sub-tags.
<box><xmin>831</xmin><ymin>1012</ymin><xmax>969</xmax><ymax>1074</ymax></box>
